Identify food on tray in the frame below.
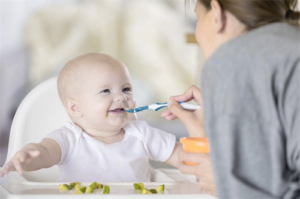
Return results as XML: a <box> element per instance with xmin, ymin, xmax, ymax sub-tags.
<box><xmin>89</xmin><ymin>182</ymin><xmax>97</xmax><ymax>190</ymax></box>
<box><xmin>70</xmin><ymin>182</ymin><xmax>80</xmax><ymax>187</ymax></box>
<box><xmin>133</xmin><ymin>182</ymin><xmax>145</xmax><ymax>190</ymax></box>
<box><xmin>86</xmin><ymin>186</ymin><xmax>93</xmax><ymax>193</ymax></box>
<box><xmin>140</xmin><ymin>188</ymin><xmax>152</xmax><ymax>194</ymax></box>
<box><xmin>75</xmin><ymin>185</ymin><xmax>87</xmax><ymax>193</ymax></box>
<box><xmin>149</xmin><ymin>189</ymin><xmax>157</xmax><ymax>194</ymax></box>
<box><xmin>58</xmin><ymin>181</ymin><xmax>107</xmax><ymax>194</ymax></box>
<box><xmin>97</xmin><ymin>182</ymin><xmax>103</xmax><ymax>188</ymax></box>
<box><xmin>58</xmin><ymin>184</ymin><xmax>72</xmax><ymax>190</ymax></box>
<box><xmin>157</xmin><ymin>184</ymin><xmax>165</xmax><ymax>191</ymax></box>
<box><xmin>103</xmin><ymin>185</ymin><xmax>110</xmax><ymax>194</ymax></box>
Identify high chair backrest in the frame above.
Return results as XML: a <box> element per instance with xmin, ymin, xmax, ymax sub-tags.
<box><xmin>6</xmin><ymin>76</ymin><xmax>71</xmax><ymax>182</ymax></box>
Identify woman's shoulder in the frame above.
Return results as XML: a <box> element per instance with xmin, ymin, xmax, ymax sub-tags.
<box><xmin>205</xmin><ymin>22</ymin><xmax>299</xmax><ymax>72</ymax></box>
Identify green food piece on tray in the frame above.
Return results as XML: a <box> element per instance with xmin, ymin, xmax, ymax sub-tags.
<box><xmin>89</xmin><ymin>182</ymin><xmax>97</xmax><ymax>190</ymax></box>
<box><xmin>133</xmin><ymin>183</ymin><xmax>145</xmax><ymax>190</ymax></box>
<box><xmin>149</xmin><ymin>189</ymin><xmax>157</xmax><ymax>194</ymax></box>
<box><xmin>96</xmin><ymin>182</ymin><xmax>103</xmax><ymax>188</ymax></box>
<box><xmin>103</xmin><ymin>185</ymin><xmax>110</xmax><ymax>194</ymax></box>
<box><xmin>75</xmin><ymin>186</ymin><xmax>86</xmax><ymax>193</ymax></box>
<box><xmin>140</xmin><ymin>188</ymin><xmax>152</xmax><ymax>194</ymax></box>
<box><xmin>157</xmin><ymin>184</ymin><xmax>165</xmax><ymax>191</ymax></box>
<box><xmin>58</xmin><ymin>184</ymin><xmax>72</xmax><ymax>190</ymax></box>
<box><xmin>70</xmin><ymin>182</ymin><xmax>80</xmax><ymax>188</ymax></box>
<box><xmin>86</xmin><ymin>186</ymin><xmax>94</xmax><ymax>193</ymax></box>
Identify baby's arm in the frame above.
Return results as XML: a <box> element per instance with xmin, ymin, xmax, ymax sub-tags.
<box><xmin>0</xmin><ymin>139</ymin><xmax>61</xmax><ymax>177</ymax></box>
<box><xmin>165</xmin><ymin>142</ymin><xmax>182</xmax><ymax>168</ymax></box>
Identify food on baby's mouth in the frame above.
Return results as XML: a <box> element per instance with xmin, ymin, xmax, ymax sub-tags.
<box><xmin>133</xmin><ymin>182</ymin><xmax>145</xmax><ymax>190</ymax></box>
<box><xmin>103</xmin><ymin>185</ymin><xmax>110</xmax><ymax>194</ymax></box>
<box><xmin>157</xmin><ymin>184</ymin><xmax>165</xmax><ymax>191</ymax></box>
<box><xmin>58</xmin><ymin>184</ymin><xmax>72</xmax><ymax>190</ymax></box>
<box><xmin>140</xmin><ymin>188</ymin><xmax>152</xmax><ymax>194</ymax></box>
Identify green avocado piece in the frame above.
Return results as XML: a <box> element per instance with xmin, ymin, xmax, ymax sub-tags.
<box><xmin>86</xmin><ymin>186</ymin><xmax>93</xmax><ymax>193</ymax></box>
<box><xmin>149</xmin><ymin>189</ymin><xmax>157</xmax><ymax>194</ymax></box>
<box><xmin>70</xmin><ymin>182</ymin><xmax>80</xmax><ymax>188</ymax></box>
<box><xmin>103</xmin><ymin>185</ymin><xmax>110</xmax><ymax>194</ymax></box>
<box><xmin>58</xmin><ymin>184</ymin><xmax>72</xmax><ymax>190</ymax></box>
<box><xmin>75</xmin><ymin>186</ymin><xmax>86</xmax><ymax>193</ymax></box>
<box><xmin>133</xmin><ymin>183</ymin><xmax>145</xmax><ymax>190</ymax></box>
<box><xmin>89</xmin><ymin>182</ymin><xmax>97</xmax><ymax>190</ymax></box>
<box><xmin>157</xmin><ymin>184</ymin><xmax>165</xmax><ymax>191</ymax></box>
<box><xmin>140</xmin><ymin>188</ymin><xmax>152</xmax><ymax>194</ymax></box>
<box><xmin>96</xmin><ymin>182</ymin><xmax>103</xmax><ymax>188</ymax></box>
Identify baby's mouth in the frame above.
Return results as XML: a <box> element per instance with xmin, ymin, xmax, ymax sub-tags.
<box><xmin>108</xmin><ymin>108</ymin><xmax>125</xmax><ymax>113</ymax></box>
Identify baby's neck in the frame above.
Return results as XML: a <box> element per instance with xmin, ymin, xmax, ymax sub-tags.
<box><xmin>80</xmin><ymin>125</ymin><xmax>125</xmax><ymax>144</ymax></box>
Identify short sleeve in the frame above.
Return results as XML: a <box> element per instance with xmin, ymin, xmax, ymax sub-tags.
<box><xmin>42</xmin><ymin>123</ymin><xmax>77</xmax><ymax>165</ymax></box>
<box><xmin>144</xmin><ymin>124</ymin><xmax>176</xmax><ymax>162</ymax></box>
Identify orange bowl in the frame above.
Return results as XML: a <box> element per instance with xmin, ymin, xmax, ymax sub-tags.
<box><xmin>180</xmin><ymin>137</ymin><xmax>210</xmax><ymax>165</ymax></box>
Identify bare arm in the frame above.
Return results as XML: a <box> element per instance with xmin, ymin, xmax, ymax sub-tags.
<box><xmin>0</xmin><ymin>139</ymin><xmax>61</xmax><ymax>177</ymax></box>
<box><xmin>165</xmin><ymin>142</ymin><xmax>182</xmax><ymax>168</ymax></box>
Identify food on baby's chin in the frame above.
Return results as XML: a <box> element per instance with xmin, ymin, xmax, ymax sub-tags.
<box><xmin>133</xmin><ymin>182</ymin><xmax>145</xmax><ymax>190</ymax></box>
<box><xmin>140</xmin><ymin>188</ymin><xmax>152</xmax><ymax>194</ymax></box>
<box><xmin>58</xmin><ymin>184</ymin><xmax>72</xmax><ymax>190</ymax></box>
<box><xmin>157</xmin><ymin>184</ymin><xmax>165</xmax><ymax>191</ymax></box>
<box><xmin>149</xmin><ymin>189</ymin><xmax>157</xmax><ymax>194</ymax></box>
<box><xmin>103</xmin><ymin>185</ymin><xmax>110</xmax><ymax>194</ymax></box>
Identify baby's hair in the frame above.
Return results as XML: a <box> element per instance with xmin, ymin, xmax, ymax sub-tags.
<box><xmin>57</xmin><ymin>53</ymin><xmax>127</xmax><ymax>104</ymax></box>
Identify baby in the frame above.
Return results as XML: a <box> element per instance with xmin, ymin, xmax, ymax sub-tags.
<box><xmin>0</xmin><ymin>53</ymin><xmax>181</xmax><ymax>182</ymax></box>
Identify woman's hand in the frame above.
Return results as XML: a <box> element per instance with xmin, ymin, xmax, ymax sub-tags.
<box><xmin>161</xmin><ymin>85</ymin><xmax>205</xmax><ymax>137</ymax></box>
<box><xmin>178</xmin><ymin>150</ymin><xmax>216</xmax><ymax>196</ymax></box>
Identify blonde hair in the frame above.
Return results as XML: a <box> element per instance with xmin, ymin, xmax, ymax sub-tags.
<box><xmin>196</xmin><ymin>0</ymin><xmax>300</xmax><ymax>29</ymax></box>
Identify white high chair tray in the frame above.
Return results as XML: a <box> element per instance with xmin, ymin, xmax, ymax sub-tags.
<box><xmin>0</xmin><ymin>168</ymin><xmax>217</xmax><ymax>199</ymax></box>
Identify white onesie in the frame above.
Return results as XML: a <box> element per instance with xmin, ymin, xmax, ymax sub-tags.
<box><xmin>44</xmin><ymin>121</ymin><xmax>176</xmax><ymax>182</ymax></box>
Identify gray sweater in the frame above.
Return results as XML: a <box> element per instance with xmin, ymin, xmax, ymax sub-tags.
<box><xmin>202</xmin><ymin>22</ymin><xmax>300</xmax><ymax>199</ymax></box>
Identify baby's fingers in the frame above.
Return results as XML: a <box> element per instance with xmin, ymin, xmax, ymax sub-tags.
<box><xmin>0</xmin><ymin>161</ymin><xmax>16</xmax><ymax>177</ymax></box>
<box><xmin>12</xmin><ymin>158</ymin><xmax>23</xmax><ymax>175</ymax></box>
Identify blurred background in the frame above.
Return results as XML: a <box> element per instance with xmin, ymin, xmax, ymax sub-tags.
<box><xmin>0</xmin><ymin>0</ymin><xmax>204</xmax><ymax>167</ymax></box>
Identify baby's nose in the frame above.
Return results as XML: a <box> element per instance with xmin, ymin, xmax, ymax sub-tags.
<box><xmin>113</xmin><ymin>93</ymin><xmax>127</xmax><ymax>102</ymax></box>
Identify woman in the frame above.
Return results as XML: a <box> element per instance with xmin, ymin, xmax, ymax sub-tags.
<box><xmin>162</xmin><ymin>0</ymin><xmax>300</xmax><ymax>198</ymax></box>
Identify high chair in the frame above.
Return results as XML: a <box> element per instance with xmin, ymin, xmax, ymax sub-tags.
<box><xmin>4</xmin><ymin>76</ymin><xmax>71</xmax><ymax>182</ymax></box>
<box><xmin>0</xmin><ymin>76</ymin><xmax>217</xmax><ymax>199</ymax></box>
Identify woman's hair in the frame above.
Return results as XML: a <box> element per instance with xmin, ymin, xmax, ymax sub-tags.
<box><xmin>197</xmin><ymin>0</ymin><xmax>300</xmax><ymax>29</ymax></box>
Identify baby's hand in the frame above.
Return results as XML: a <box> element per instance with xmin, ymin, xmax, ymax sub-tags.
<box><xmin>0</xmin><ymin>150</ymin><xmax>40</xmax><ymax>177</ymax></box>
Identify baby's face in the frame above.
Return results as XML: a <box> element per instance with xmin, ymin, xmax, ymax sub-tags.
<box><xmin>76</xmin><ymin>61</ymin><xmax>135</xmax><ymax>132</ymax></box>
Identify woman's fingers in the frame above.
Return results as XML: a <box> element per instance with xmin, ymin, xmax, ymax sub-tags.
<box><xmin>179</xmin><ymin>150</ymin><xmax>204</xmax><ymax>163</ymax></box>
<box><xmin>172</xmin><ymin>85</ymin><xmax>203</xmax><ymax>105</ymax></box>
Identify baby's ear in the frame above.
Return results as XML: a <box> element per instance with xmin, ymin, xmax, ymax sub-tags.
<box><xmin>65</xmin><ymin>99</ymin><xmax>83</xmax><ymax>117</ymax></box>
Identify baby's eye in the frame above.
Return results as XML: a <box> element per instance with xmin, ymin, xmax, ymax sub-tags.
<box><xmin>123</xmin><ymin>87</ymin><xmax>131</xmax><ymax>92</ymax></box>
<box><xmin>101</xmin><ymin>89</ymin><xmax>110</xmax><ymax>93</ymax></box>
